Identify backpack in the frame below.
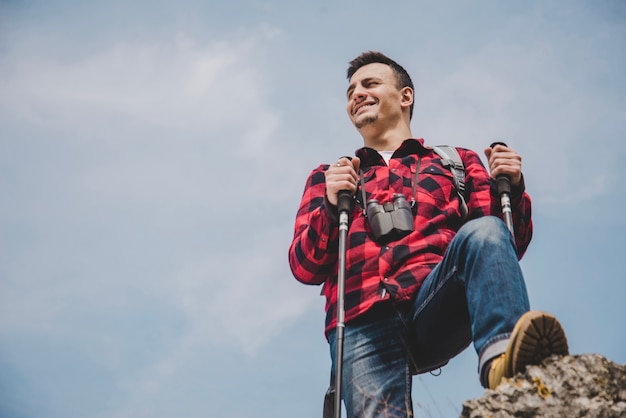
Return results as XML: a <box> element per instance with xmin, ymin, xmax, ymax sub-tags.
<box><xmin>432</xmin><ymin>145</ymin><xmax>468</xmax><ymax>219</ymax></box>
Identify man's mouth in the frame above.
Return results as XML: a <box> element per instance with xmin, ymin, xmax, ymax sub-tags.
<box><xmin>353</xmin><ymin>101</ymin><xmax>376</xmax><ymax>115</ymax></box>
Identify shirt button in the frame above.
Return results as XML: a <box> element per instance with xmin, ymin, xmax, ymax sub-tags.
<box><xmin>383</xmin><ymin>277</ymin><xmax>389</xmax><ymax>281</ymax></box>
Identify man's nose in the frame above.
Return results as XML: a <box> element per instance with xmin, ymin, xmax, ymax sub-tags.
<box><xmin>352</xmin><ymin>87</ymin><xmax>367</xmax><ymax>102</ymax></box>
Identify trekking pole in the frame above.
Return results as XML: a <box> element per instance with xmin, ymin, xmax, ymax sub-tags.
<box><xmin>490</xmin><ymin>141</ymin><xmax>515</xmax><ymax>239</ymax></box>
<box><xmin>333</xmin><ymin>189</ymin><xmax>352</xmax><ymax>418</ymax></box>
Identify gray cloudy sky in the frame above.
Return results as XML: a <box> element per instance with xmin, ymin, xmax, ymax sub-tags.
<box><xmin>1</xmin><ymin>1</ymin><xmax>625</xmax><ymax>417</ymax></box>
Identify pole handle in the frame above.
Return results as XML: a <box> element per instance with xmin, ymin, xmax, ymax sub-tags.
<box><xmin>489</xmin><ymin>141</ymin><xmax>512</xmax><ymax>196</ymax></box>
<box><xmin>495</xmin><ymin>175</ymin><xmax>511</xmax><ymax>195</ymax></box>
<box><xmin>489</xmin><ymin>141</ymin><xmax>515</xmax><ymax>238</ymax></box>
<box><xmin>336</xmin><ymin>154</ymin><xmax>355</xmax><ymax>215</ymax></box>
<box><xmin>337</xmin><ymin>190</ymin><xmax>353</xmax><ymax>215</ymax></box>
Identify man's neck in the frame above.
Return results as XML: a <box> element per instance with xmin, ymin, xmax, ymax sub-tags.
<box><xmin>361</xmin><ymin>125</ymin><xmax>413</xmax><ymax>151</ymax></box>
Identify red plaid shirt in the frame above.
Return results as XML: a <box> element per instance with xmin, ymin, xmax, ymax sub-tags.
<box><xmin>288</xmin><ymin>139</ymin><xmax>532</xmax><ymax>337</ymax></box>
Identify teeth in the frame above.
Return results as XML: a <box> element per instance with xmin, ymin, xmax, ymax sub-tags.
<box><xmin>355</xmin><ymin>103</ymin><xmax>373</xmax><ymax>114</ymax></box>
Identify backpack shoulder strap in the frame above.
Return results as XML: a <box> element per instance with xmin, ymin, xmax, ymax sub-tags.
<box><xmin>432</xmin><ymin>145</ymin><xmax>468</xmax><ymax>219</ymax></box>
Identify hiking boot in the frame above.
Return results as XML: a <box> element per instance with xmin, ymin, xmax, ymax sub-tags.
<box><xmin>488</xmin><ymin>310</ymin><xmax>569</xmax><ymax>390</ymax></box>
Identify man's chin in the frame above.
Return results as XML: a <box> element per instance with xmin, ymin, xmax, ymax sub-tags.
<box><xmin>354</xmin><ymin>115</ymin><xmax>377</xmax><ymax>129</ymax></box>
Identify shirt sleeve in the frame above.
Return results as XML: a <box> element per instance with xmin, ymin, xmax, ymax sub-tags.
<box><xmin>495</xmin><ymin>175</ymin><xmax>533</xmax><ymax>258</ymax></box>
<box><xmin>288</xmin><ymin>165</ymin><xmax>340</xmax><ymax>285</ymax></box>
<box><xmin>461</xmin><ymin>149</ymin><xmax>533</xmax><ymax>259</ymax></box>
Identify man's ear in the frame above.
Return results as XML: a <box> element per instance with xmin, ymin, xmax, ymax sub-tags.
<box><xmin>400</xmin><ymin>86</ymin><xmax>414</xmax><ymax>110</ymax></box>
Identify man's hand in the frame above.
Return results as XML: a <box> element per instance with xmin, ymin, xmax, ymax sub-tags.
<box><xmin>484</xmin><ymin>144</ymin><xmax>522</xmax><ymax>187</ymax></box>
<box><xmin>325</xmin><ymin>156</ymin><xmax>361</xmax><ymax>206</ymax></box>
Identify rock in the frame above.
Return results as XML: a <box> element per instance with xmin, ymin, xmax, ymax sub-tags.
<box><xmin>461</xmin><ymin>354</ymin><xmax>626</xmax><ymax>418</ymax></box>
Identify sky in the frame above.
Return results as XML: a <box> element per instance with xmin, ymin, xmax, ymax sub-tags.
<box><xmin>0</xmin><ymin>1</ymin><xmax>625</xmax><ymax>417</ymax></box>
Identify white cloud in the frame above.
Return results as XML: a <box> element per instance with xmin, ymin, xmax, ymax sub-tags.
<box><xmin>1</xmin><ymin>24</ymin><xmax>290</xmax><ymax>225</ymax></box>
<box><xmin>99</xmin><ymin>230</ymin><xmax>319</xmax><ymax>418</ymax></box>
<box><xmin>0</xmin><ymin>17</ymin><xmax>303</xmax><ymax>350</ymax></box>
<box><xmin>0</xmin><ymin>25</ymin><xmax>318</xmax><ymax>400</ymax></box>
<box><xmin>0</xmin><ymin>27</ymin><xmax>281</xmax><ymax>137</ymax></box>
<box><xmin>170</xmin><ymin>232</ymin><xmax>317</xmax><ymax>356</ymax></box>
<box><xmin>412</xmin><ymin>37</ymin><xmax>625</xmax><ymax>214</ymax></box>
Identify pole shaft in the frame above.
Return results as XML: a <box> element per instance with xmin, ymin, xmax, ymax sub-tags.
<box><xmin>500</xmin><ymin>192</ymin><xmax>515</xmax><ymax>238</ymax></box>
<box><xmin>334</xmin><ymin>211</ymin><xmax>349</xmax><ymax>418</ymax></box>
<box><xmin>490</xmin><ymin>142</ymin><xmax>515</xmax><ymax>240</ymax></box>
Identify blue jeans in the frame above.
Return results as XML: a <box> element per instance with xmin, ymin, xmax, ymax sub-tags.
<box><xmin>328</xmin><ymin>217</ymin><xmax>530</xmax><ymax>418</ymax></box>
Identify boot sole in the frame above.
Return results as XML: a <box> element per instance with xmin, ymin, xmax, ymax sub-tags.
<box><xmin>506</xmin><ymin>311</ymin><xmax>569</xmax><ymax>377</ymax></box>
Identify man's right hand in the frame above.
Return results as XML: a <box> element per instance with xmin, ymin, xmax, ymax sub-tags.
<box><xmin>325</xmin><ymin>156</ymin><xmax>361</xmax><ymax>207</ymax></box>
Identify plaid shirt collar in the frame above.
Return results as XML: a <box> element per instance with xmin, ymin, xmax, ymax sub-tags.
<box><xmin>355</xmin><ymin>138</ymin><xmax>429</xmax><ymax>168</ymax></box>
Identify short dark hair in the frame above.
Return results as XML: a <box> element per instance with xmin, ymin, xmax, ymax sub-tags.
<box><xmin>347</xmin><ymin>51</ymin><xmax>414</xmax><ymax>119</ymax></box>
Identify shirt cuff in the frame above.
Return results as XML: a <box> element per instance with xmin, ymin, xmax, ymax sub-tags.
<box><xmin>322</xmin><ymin>194</ymin><xmax>339</xmax><ymax>225</ymax></box>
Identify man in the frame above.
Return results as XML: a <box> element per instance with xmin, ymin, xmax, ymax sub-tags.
<box><xmin>288</xmin><ymin>51</ymin><xmax>568</xmax><ymax>417</ymax></box>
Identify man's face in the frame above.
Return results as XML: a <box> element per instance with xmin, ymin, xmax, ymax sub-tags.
<box><xmin>346</xmin><ymin>63</ymin><xmax>406</xmax><ymax>130</ymax></box>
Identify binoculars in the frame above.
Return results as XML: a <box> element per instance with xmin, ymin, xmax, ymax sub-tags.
<box><xmin>366</xmin><ymin>194</ymin><xmax>414</xmax><ymax>243</ymax></box>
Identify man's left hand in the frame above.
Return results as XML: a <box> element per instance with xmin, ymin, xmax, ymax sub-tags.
<box><xmin>483</xmin><ymin>144</ymin><xmax>523</xmax><ymax>187</ymax></box>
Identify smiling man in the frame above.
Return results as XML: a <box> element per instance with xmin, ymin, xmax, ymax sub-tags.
<box><xmin>288</xmin><ymin>51</ymin><xmax>568</xmax><ymax>417</ymax></box>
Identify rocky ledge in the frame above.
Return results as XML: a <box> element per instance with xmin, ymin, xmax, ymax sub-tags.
<box><xmin>461</xmin><ymin>354</ymin><xmax>626</xmax><ymax>418</ymax></box>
